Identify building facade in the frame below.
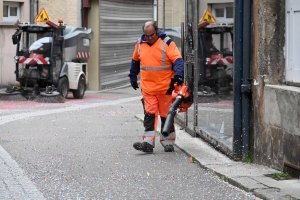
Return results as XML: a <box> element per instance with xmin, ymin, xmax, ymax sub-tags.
<box><xmin>1</xmin><ymin>0</ymin><xmax>299</xmax><ymax>174</ymax></box>
<box><xmin>0</xmin><ymin>0</ymin><xmax>30</xmax><ymax>87</ymax></box>
<box><xmin>252</xmin><ymin>0</ymin><xmax>300</xmax><ymax>174</ymax></box>
<box><xmin>0</xmin><ymin>0</ymin><xmax>154</xmax><ymax>90</ymax></box>
<box><xmin>0</xmin><ymin>0</ymin><xmax>81</xmax><ymax>88</ymax></box>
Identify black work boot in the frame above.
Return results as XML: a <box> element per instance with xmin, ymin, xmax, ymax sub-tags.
<box><xmin>133</xmin><ymin>142</ymin><xmax>154</xmax><ymax>153</ymax></box>
<box><xmin>164</xmin><ymin>145</ymin><xmax>174</xmax><ymax>152</ymax></box>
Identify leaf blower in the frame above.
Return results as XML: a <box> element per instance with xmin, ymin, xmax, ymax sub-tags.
<box><xmin>162</xmin><ymin>82</ymin><xmax>193</xmax><ymax>137</ymax></box>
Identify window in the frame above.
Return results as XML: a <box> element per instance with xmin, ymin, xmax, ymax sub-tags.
<box><xmin>285</xmin><ymin>0</ymin><xmax>300</xmax><ymax>85</ymax></box>
<box><xmin>3</xmin><ymin>5</ymin><xmax>8</xmax><ymax>17</ymax></box>
<box><xmin>211</xmin><ymin>3</ymin><xmax>234</xmax><ymax>24</ymax></box>
<box><xmin>215</xmin><ymin>8</ymin><xmax>224</xmax><ymax>17</ymax></box>
<box><xmin>3</xmin><ymin>2</ymin><xmax>20</xmax><ymax>22</ymax></box>
<box><xmin>226</xmin><ymin>7</ymin><xmax>233</xmax><ymax>18</ymax></box>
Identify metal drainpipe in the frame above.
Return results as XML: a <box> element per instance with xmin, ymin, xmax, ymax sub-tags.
<box><xmin>193</xmin><ymin>0</ymin><xmax>199</xmax><ymax>137</ymax></box>
<box><xmin>81</xmin><ymin>0</ymin><xmax>84</xmax><ymax>27</ymax></box>
<box><xmin>162</xmin><ymin>0</ymin><xmax>165</xmax><ymax>31</ymax></box>
<box><xmin>233</xmin><ymin>0</ymin><xmax>244</xmax><ymax>161</ymax></box>
<box><xmin>241</xmin><ymin>0</ymin><xmax>251</xmax><ymax>160</ymax></box>
<box><xmin>30</xmin><ymin>0</ymin><xmax>34</xmax><ymax>23</ymax></box>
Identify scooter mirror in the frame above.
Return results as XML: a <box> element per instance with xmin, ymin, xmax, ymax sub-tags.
<box><xmin>12</xmin><ymin>35</ymin><xmax>19</xmax><ymax>45</ymax></box>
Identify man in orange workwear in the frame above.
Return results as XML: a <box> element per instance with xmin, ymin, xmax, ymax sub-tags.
<box><xmin>128</xmin><ymin>21</ymin><xmax>184</xmax><ymax>153</ymax></box>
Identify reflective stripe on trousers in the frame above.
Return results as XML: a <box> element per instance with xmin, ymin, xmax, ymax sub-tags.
<box><xmin>143</xmin><ymin>124</ymin><xmax>176</xmax><ymax>147</ymax></box>
<box><xmin>142</xmin><ymin>131</ymin><xmax>156</xmax><ymax>147</ymax></box>
<box><xmin>160</xmin><ymin>116</ymin><xmax>175</xmax><ymax>146</ymax></box>
<box><xmin>160</xmin><ymin>132</ymin><xmax>176</xmax><ymax>146</ymax></box>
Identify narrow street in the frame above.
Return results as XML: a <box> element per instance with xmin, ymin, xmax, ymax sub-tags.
<box><xmin>0</xmin><ymin>86</ymin><xmax>259</xmax><ymax>199</ymax></box>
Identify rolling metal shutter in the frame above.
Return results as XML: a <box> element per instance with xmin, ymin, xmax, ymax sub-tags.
<box><xmin>100</xmin><ymin>0</ymin><xmax>153</xmax><ymax>89</ymax></box>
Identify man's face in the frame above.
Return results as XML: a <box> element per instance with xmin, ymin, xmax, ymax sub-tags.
<box><xmin>144</xmin><ymin>26</ymin><xmax>158</xmax><ymax>45</ymax></box>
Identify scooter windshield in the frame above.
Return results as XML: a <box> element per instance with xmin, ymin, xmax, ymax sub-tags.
<box><xmin>29</xmin><ymin>37</ymin><xmax>52</xmax><ymax>51</ymax></box>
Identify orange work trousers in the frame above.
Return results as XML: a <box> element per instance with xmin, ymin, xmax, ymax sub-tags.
<box><xmin>141</xmin><ymin>91</ymin><xmax>176</xmax><ymax>147</ymax></box>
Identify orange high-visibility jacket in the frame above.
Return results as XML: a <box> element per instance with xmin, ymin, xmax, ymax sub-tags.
<box><xmin>129</xmin><ymin>30</ymin><xmax>184</xmax><ymax>95</ymax></box>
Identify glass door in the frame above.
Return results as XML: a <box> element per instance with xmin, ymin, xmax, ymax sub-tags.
<box><xmin>184</xmin><ymin>0</ymin><xmax>199</xmax><ymax>136</ymax></box>
<box><xmin>196</xmin><ymin>8</ymin><xmax>234</xmax><ymax>152</ymax></box>
<box><xmin>162</xmin><ymin>0</ymin><xmax>234</xmax><ymax>153</ymax></box>
<box><xmin>183</xmin><ymin>0</ymin><xmax>235</xmax><ymax>153</ymax></box>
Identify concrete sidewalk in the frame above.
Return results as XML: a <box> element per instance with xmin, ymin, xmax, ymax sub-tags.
<box><xmin>0</xmin><ymin>145</ymin><xmax>45</xmax><ymax>199</ymax></box>
<box><xmin>136</xmin><ymin>114</ymin><xmax>300</xmax><ymax>200</ymax></box>
<box><xmin>0</xmin><ymin>89</ymin><xmax>299</xmax><ymax>199</ymax></box>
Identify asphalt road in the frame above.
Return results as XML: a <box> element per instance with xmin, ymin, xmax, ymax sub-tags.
<box><xmin>0</xmin><ymin>86</ymin><xmax>259</xmax><ymax>199</ymax></box>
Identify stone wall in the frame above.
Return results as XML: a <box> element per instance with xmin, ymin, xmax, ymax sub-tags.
<box><xmin>252</xmin><ymin>0</ymin><xmax>300</xmax><ymax>171</ymax></box>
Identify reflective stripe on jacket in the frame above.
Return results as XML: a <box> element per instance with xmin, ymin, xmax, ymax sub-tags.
<box><xmin>132</xmin><ymin>34</ymin><xmax>183</xmax><ymax>95</ymax></box>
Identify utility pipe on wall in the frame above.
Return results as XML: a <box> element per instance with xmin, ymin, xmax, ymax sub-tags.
<box><xmin>154</xmin><ymin>0</ymin><xmax>158</xmax><ymax>22</ymax></box>
<box><xmin>30</xmin><ymin>0</ymin><xmax>34</xmax><ymax>23</ymax></box>
<box><xmin>241</xmin><ymin>0</ymin><xmax>251</xmax><ymax>160</ymax></box>
<box><xmin>233</xmin><ymin>0</ymin><xmax>252</xmax><ymax>161</ymax></box>
<box><xmin>162</xmin><ymin>0</ymin><xmax>165</xmax><ymax>31</ymax></box>
<box><xmin>233</xmin><ymin>0</ymin><xmax>243</xmax><ymax>161</ymax></box>
<box><xmin>81</xmin><ymin>0</ymin><xmax>84</xmax><ymax>27</ymax></box>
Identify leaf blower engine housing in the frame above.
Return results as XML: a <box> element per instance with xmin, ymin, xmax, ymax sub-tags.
<box><xmin>162</xmin><ymin>83</ymin><xmax>193</xmax><ymax>137</ymax></box>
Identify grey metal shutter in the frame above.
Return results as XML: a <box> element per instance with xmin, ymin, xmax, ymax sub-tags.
<box><xmin>99</xmin><ymin>0</ymin><xmax>153</xmax><ymax>89</ymax></box>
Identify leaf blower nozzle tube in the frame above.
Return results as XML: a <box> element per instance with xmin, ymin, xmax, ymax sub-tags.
<box><xmin>162</xmin><ymin>96</ymin><xmax>184</xmax><ymax>137</ymax></box>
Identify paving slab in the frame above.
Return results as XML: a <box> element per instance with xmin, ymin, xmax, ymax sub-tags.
<box><xmin>135</xmin><ymin>113</ymin><xmax>300</xmax><ymax>200</ymax></box>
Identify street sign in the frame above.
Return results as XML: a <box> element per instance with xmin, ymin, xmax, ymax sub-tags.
<box><xmin>199</xmin><ymin>9</ymin><xmax>216</xmax><ymax>24</ymax></box>
<box><xmin>34</xmin><ymin>8</ymin><xmax>50</xmax><ymax>24</ymax></box>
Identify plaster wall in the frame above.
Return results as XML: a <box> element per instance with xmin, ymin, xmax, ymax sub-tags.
<box><xmin>252</xmin><ymin>0</ymin><xmax>300</xmax><ymax>171</ymax></box>
<box><xmin>36</xmin><ymin>0</ymin><xmax>81</xmax><ymax>27</ymax></box>
<box><xmin>157</xmin><ymin>0</ymin><xmax>184</xmax><ymax>28</ymax></box>
<box><xmin>0</xmin><ymin>27</ymin><xmax>19</xmax><ymax>87</ymax></box>
<box><xmin>87</xmin><ymin>0</ymin><xmax>99</xmax><ymax>90</ymax></box>
<box><xmin>0</xmin><ymin>0</ymin><xmax>30</xmax><ymax>88</ymax></box>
